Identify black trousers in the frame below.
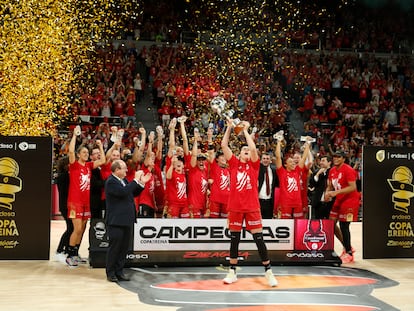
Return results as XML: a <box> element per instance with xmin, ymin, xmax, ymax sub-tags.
<box><xmin>311</xmin><ymin>200</ymin><xmax>334</xmax><ymax>219</ymax></box>
<box><xmin>259</xmin><ymin>199</ymin><xmax>274</xmax><ymax>219</ymax></box>
<box><xmin>56</xmin><ymin>212</ymin><xmax>73</xmax><ymax>254</ymax></box>
<box><xmin>106</xmin><ymin>225</ymin><xmax>132</xmax><ymax>277</ymax></box>
<box><xmin>137</xmin><ymin>203</ymin><xmax>155</xmax><ymax>218</ymax></box>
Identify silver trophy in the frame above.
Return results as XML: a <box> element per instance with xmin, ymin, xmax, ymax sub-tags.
<box><xmin>300</xmin><ymin>136</ymin><xmax>316</xmax><ymax>144</ymax></box>
<box><xmin>273</xmin><ymin>130</ymin><xmax>286</xmax><ymax>147</ymax></box>
<box><xmin>210</xmin><ymin>96</ymin><xmax>242</xmax><ymax>133</ymax></box>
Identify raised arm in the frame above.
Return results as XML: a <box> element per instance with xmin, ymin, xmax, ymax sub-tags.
<box><xmin>68</xmin><ymin>125</ymin><xmax>81</xmax><ymax>164</ymax></box>
<box><xmin>105</xmin><ymin>141</ymin><xmax>120</xmax><ymax>164</ymax></box>
<box><xmin>275</xmin><ymin>140</ymin><xmax>282</xmax><ymax>169</ymax></box>
<box><xmin>305</xmin><ymin>144</ymin><xmax>314</xmax><ymax>169</ymax></box>
<box><xmin>144</xmin><ymin>130</ymin><xmax>155</xmax><ymax>164</ymax></box>
<box><xmin>298</xmin><ymin>141</ymin><xmax>311</xmax><ymax>169</ymax></box>
<box><xmin>155</xmin><ymin>125</ymin><xmax>164</xmax><ymax>161</ymax></box>
<box><xmin>190</xmin><ymin>128</ymin><xmax>201</xmax><ymax>168</ymax></box>
<box><xmin>166</xmin><ymin>155</ymin><xmax>177</xmax><ymax>179</ymax></box>
<box><xmin>92</xmin><ymin>140</ymin><xmax>106</xmax><ymax>168</ymax></box>
<box><xmin>178</xmin><ymin>116</ymin><xmax>190</xmax><ymax>156</ymax></box>
<box><xmin>221</xmin><ymin>119</ymin><xmax>233</xmax><ymax>161</ymax></box>
<box><xmin>132</xmin><ymin>127</ymin><xmax>146</xmax><ymax>164</ymax></box>
<box><xmin>242</xmin><ymin>121</ymin><xmax>258</xmax><ymax>162</ymax></box>
<box><xmin>167</xmin><ymin>118</ymin><xmax>177</xmax><ymax>157</ymax></box>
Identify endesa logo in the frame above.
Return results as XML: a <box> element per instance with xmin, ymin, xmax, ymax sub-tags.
<box><xmin>126</xmin><ymin>253</ymin><xmax>149</xmax><ymax>260</ymax></box>
<box><xmin>286</xmin><ymin>252</ymin><xmax>324</xmax><ymax>258</ymax></box>
<box><xmin>0</xmin><ymin>143</ymin><xmax>14</xmax><ymax>149</ymax></box>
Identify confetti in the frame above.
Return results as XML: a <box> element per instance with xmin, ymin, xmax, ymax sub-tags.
<box><xmin>0</xmin><ymin>0</ymin><xmax>142</xmax><ymax>136</ymax></box>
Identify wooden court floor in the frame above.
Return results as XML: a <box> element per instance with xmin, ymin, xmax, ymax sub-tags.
<box><xmin>0</xmin><ymin>221</ymin><xmax>413</xmax><ymax>311</ymax></box>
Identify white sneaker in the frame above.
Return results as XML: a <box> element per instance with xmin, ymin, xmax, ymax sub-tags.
<box><xmin>54</xmin><ymin>252</ymin><xmax>67</xmax><ymax>264</ymax></box>
<box><xmin>265</xmin><ymin>269</ymin><xmax>278</xmax><ymax>287</ymax></box>
<box><xmin>223</xmin><ymin>269</ymin><xmax>237</xmax><ymax>284</ymax></box>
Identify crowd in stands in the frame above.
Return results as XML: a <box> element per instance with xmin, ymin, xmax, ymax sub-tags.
<box><xmin>126</xmin><ymin>1</ymin><xmax>414</xmax><ymax>54</ymax></box>
<box><xmin>56</xmin><ymin>43</ymin><xmax>413</xmax><ymax>164</ymax></box>
<box><xmin>53</xmin><ymin>1</ymin><xmax>414</xmax><ymax>206</ymax></box>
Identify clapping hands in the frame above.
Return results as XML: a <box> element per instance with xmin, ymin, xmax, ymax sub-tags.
<box><xmin>135</xmin><ymin>170</ymin><xmax>151</xmax><ymax>185</ymax></box>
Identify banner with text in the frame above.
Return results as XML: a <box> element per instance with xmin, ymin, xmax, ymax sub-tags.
<box><xmin>0</xmin><ymin>136</ymin><xmax>52</xmax><ymax>260</ymax></box>
<box><xmin>133</xmin><ymin>219</ymin><xmax>294</xmax><ymax>251</ymax></box>
<box><xmin>89</xmin><ymin>218</ymin><xmax>338</xmax><ymax>267</ymax></box>
<box><xmin>363</xmin><ymin>146</ymin><xmax>414</xmax><ymax>258</ymax></box>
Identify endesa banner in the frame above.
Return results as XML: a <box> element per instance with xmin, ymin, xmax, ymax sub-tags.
<box><xmin>89</xmin><ymin>218</ymin><xmax>339</xmax><ymax>267</ymax></box>
<box><xmin>363</xmin><ymin>146</ymin><xmax>414</xmax><ymax>259</ymax></box>
<box><xmin>0</xmin><ymin>136</ymin><xmax>52</xmax><ymax>260</ymax></box>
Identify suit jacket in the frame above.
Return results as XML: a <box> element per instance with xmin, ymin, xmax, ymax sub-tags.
<box><xmin>258</xmin><ymin>164</ymin><xmax>279</xmax><ymax>199</ymax></box>
<box><xmin>90</xmin><ymin>168</ymin><xmax>104</xmax><ymax>207</ymax></box>
<box><xmin>309</xmin><ymin>168</ymin><xmax>330</xmax><ymax>203</ymax></box>
<box><xmin>104</xmin><ymin>174</ymin><xmax>144</xmax><ymax>227</ymax></box>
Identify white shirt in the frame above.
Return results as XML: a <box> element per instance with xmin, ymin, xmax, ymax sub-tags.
<box><xmin>259</xmin><ymin>166</ymin><xmax>273</xmax><ymax>200</ymax></box>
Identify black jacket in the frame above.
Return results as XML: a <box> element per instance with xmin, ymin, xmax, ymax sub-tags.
<box><xmin>258</xmin><ymin>164</ymin><xmax>279</xmax><ymax>198</ymax></box>
<box><xmin>309</xmin><ymin>168</ymin><xmax>330</xmax><ymax>203</ymax></box>
<box><xmin>104</xmin><ymin>174</ymin><xmax>144</xmax><ymax>227</ymax></box>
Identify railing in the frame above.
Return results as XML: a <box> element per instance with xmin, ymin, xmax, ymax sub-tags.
<box><xmin>77</xmin><ymin>115</ymin><xmax>123</xmax><ymax>126</ymax></box>
<box><xmin>119</xmin><ymin>30</ymin><xmax>414</xmax><ymax>57</ymax></box>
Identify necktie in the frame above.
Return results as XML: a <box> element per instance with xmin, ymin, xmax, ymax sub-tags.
<box><xmin>265</xmin><ymin>167</ymin><xmax>270</xmax><ymax>196</ymax></box>
<box><xmin>120</xmin><ymin>179</ymin><xmax>126</xmax><ymax>187</ymax></box>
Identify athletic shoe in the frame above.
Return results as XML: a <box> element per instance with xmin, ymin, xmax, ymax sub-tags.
<box><xmin>223</xmin><ymin>269</ymin><xmax>237</xmax><ymax>284</ymax></box>
<box><xmin>65</xmin><ymin>256</ymin><xmax>78</xmax><ymax>267</ymax></box>
<box><xmin>265</xmin><ymin>269</ymin><xmax>278</xmax><ymax>287</ymax></box>
<box><xmin>73</xmin><ymin>255</ymin><xmax>88</xmax><ymax>264</ymax></box>
<box><xmin>340</xmin><ymin>246</ymin><xmax>355</xmax><ymax>257</ymax></box>
<box><xmin>54</xmin><ymin>252</ymin><xmax>67</xmax><ymax>264</ymax></box>
<box><xmin>340</xmin><ymin>252</ymin><xmax>354</xmax><ymax>264</ymax></box>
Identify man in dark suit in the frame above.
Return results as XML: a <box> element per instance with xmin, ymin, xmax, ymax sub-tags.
<box><xmin>309</xmin><ymin>155</ymin><xmax>333</xmax><ymax>219</ymax></box>
<box><xmin>104</xmin><ymin>159</ymin><xmax>150</xmax><ymax>282</ymax></box>
<box><xmin>258</xmin><ymin>152</ymin><xmax>279</xmax><ymax>219</ymax></box>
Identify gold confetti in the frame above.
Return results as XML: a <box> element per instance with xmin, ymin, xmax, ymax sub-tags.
<box><xmin>0</xmin><ymin>0</ymin><xmax>142</xmax><ymax>136</ymax></box>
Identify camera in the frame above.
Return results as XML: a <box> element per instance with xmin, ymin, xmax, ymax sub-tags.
<box><xmin>124</xmin><ymin>153</ymin><xmax>133</xmax><ymax>160</ymax></box>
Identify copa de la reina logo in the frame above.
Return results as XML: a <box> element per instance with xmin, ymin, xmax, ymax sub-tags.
<box><xmin>0</xmin><ymin>157</ymin><xmax>22</xmax><ymax>248</ymax></box>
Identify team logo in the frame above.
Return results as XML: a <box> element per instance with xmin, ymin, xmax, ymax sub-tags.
<box><xmin>302</xmin><ymin>219</ymin><xmax>327</xmax><ymax>251</ymax></box>
<box><xmin>376</xmin><ymin>150</ymin><xmax>385</xmax><ymax>162</ymax></box>
<box><xmin>387</xmin><ymin>166</ymin><xmax>414</xmax><ymax>213</ymax></box>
